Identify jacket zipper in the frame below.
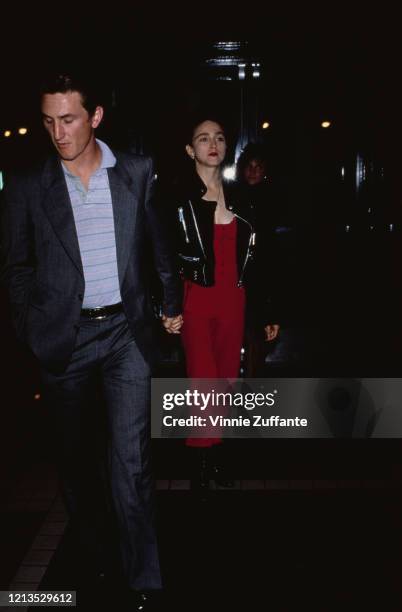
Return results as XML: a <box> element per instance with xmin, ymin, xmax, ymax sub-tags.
<box><xmin>178</xmin><ymin>253</ymin><xmax>200</xmax><ymax>262</ymax></box>
<box><xmin>188</xmin><ymin>200</ymin><xmax>207</xmax><ymax>284</ymax></box>
<box><xmin>233</xmin><ymin>213</ymin><xmax>255</xmax><ymax>287</ymax></box>
<box><xmin>178</xmin><ymin>207</ymin><xmax>190</xmax><ymax>243</ymax></box>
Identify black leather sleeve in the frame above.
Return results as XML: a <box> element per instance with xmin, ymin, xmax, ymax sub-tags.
<box><xmin>144</xmin><ymin>159</ymin><xmax>183</xmax><ymax>317</ymax></box>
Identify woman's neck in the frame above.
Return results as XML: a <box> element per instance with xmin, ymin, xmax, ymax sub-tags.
<box><xmin>196</xmin><ymin>165</ymin><xmax>222</xmax><ymax>191</ymax></box>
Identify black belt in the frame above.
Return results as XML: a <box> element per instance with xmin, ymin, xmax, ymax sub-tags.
<box><xmin>81</xmin><ymin>303</ymin><xmax>123</xmax><ymax>319</ymax></box>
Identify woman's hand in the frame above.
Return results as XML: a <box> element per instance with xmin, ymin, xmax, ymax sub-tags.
<box><xmin>264</xmin><ymin>324</ymin><xmax>280</xmax><ymax>342</ymax></box>
<box><xmin>162</xmin><ymin>314</ymin><xmax>183</xmax><ymax>334</ymax></box>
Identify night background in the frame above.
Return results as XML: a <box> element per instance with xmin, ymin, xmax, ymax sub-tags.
<box><xmin>1</xmin><ymin>3</ymin><xmax>402</xmax><ymax>610</ymax></box>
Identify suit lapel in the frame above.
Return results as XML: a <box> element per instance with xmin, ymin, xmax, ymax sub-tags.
<box><xmin>108</xmin><ymin>158</ymin><xmax>140</xmax><ymax>285</ymax></box>
<box><xmin>40</xmin><ymin>156</ymin><xmax>84</xmax><ymax>276</ymax></box>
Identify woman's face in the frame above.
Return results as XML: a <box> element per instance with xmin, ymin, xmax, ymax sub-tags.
<box><xmin>186</xmin><ymin>120</ymin><xmax>227</xmax><ymax>168</ymax></box>
<box><xmin>244</xmin><ymin>158</ymin><xmax>266</xmax><ymax>185</ymax></box>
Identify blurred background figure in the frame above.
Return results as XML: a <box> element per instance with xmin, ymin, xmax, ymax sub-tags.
<box><xmin>236</xmin><ymin>143</ymin><xmax>304</xmax><ymax>375</ymax></box>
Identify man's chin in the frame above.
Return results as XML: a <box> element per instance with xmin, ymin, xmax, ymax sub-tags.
<box><xmin>58</xmin><ymin>150</ymin><xmax>76</xmax><ymax>161</ymax></box>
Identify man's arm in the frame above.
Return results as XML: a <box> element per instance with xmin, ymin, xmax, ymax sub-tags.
<box><xmin>1</xmin><ymin>174</ymin><xmax>35</xmax><ymax>340</ymax></box>
<box><xmin>144</xmin><ymin>159</ymin><xmax>183</xmax><ymax>329</ymax></box>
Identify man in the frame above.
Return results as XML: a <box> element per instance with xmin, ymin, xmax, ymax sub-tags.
<box><xmin>1</xmin><ymin>73</ymin><xmax>182</xmax><ymax>610</ymax></box>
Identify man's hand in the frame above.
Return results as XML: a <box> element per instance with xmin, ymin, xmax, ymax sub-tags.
<box><xmin>162</xmin><ymin>314</ymin><xmax>183</xmax><ymax>334</ymax></box>
<box><xmin>264</xmin><ymin>324</ymin><xmax>280</xmax><ymax>342</ymax></box>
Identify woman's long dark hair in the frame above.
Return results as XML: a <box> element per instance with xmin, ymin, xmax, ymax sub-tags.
<box><xmin>236</xmin><ymin>143</ymin><xmax>268</xmax><ymax>184</ymax></box>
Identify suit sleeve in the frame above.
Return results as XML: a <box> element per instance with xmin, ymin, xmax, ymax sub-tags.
<box><xmin>144</xmin><ymin>159</ymin><xmax>182</xmax><ymax>317</ymax></box>
<box><xmin>1</xmin><ymin>173</ymin><xmax>35</xmax><ymax>340</ymax></box>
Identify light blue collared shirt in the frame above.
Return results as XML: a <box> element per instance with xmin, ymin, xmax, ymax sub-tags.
<box><xmin>62</xmin><ymin>139</ymin><xmax>122</xmax><ymax>308</ymax></box>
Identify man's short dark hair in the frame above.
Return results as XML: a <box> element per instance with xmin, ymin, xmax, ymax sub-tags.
<box><xmin>39</xmin><ymin>72</ymin><xmax>101</xmax><ymax>116</ymax></box>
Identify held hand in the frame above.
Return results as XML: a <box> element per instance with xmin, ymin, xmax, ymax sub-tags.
<box><xmin>264</xmin><ymin>324</ymin><xmax>280</xmax><ymax>342</ymax></box>
<box><xmin>162</xmin><ymin>314</ymin><xmax>183</xmax><ymax>334</ymax></box>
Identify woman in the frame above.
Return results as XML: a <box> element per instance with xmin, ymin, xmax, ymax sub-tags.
<box><xmin>236</xmin><ymin>142</ymin><xmax>284</xmax><ymax>237</ymax></box>
<box><xmin>173</xmin><ymin>117</ymin><xmax>279</xmax><ymax>489</ymax></box>
<box><xmin>236</xmin><ymin>143</ymin><xmax>281</xmax><ymax>375</ymax></box>
<box><xmin>237</xmin><ymin>143</ymin><xmax>298</xmax><ymax>373</ymax></box>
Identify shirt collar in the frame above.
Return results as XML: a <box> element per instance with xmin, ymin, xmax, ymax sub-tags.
<box><xmin>96</xmin><ymin>138</ymin><xmax>116</xmax><ymax>169</ymax></box>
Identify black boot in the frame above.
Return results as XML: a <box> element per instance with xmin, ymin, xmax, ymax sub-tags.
<box><xmin>209</xmin><ymin>444</ymin><xmax>235</xmax><ymax>488</ymax></box>
<box><xmin>189</xmin><ymin>448</ymin><xmax>210</xmax><ymax>500</ymax></box>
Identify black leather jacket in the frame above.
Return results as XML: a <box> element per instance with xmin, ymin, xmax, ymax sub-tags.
<box><xmin>173</xmin><ymin>172</ymin><xmax>256</xmax><ymax>288</ymax></box>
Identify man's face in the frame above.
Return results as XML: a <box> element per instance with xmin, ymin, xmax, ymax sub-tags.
<box><xmin>41</xmin><ymin>91</ymin><xmax>103</xmax><ymax>161</ymax></box>
<box><xmin>244</xmin><ymin>159</ymin><xmax>266</xmax><ymax>185</ymax></box>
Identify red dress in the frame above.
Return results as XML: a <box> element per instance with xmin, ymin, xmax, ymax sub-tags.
<box><xmin>181</xmin><ymin>218</ymin><xmax>246</xmax><ymax>447</ymax></box>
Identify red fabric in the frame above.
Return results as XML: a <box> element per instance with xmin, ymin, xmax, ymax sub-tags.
<box><xmin>181</xmin><ymin>219</ymin><xmax>245</xmax><ymax>447</ymax></box>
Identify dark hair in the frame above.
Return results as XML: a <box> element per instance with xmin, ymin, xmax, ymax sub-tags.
<box><xmin>236</xmin><ymin>142</ymin><xmax>268</xmax><ymax>179</ymax></box>
<box><xmin>39</xmin><ymin>72</ymin><xmax>101</xmax><ymax>116</ymax></box>
<box><xmin>184</xmin><ymin>112</ymin><xmax>229</xmax><ymax>147</ymax></box>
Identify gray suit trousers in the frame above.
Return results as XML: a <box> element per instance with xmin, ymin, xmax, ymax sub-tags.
<box><xmin>41</xmin><ymin>311</ymin><xmax>161</xmax><ymax>591</ymax></box>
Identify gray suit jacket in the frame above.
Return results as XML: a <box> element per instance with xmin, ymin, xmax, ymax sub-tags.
<box><xmin>1</xmin><ymin>150</ymin><xmax>182</xmax><ymax>373</ymax></box>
